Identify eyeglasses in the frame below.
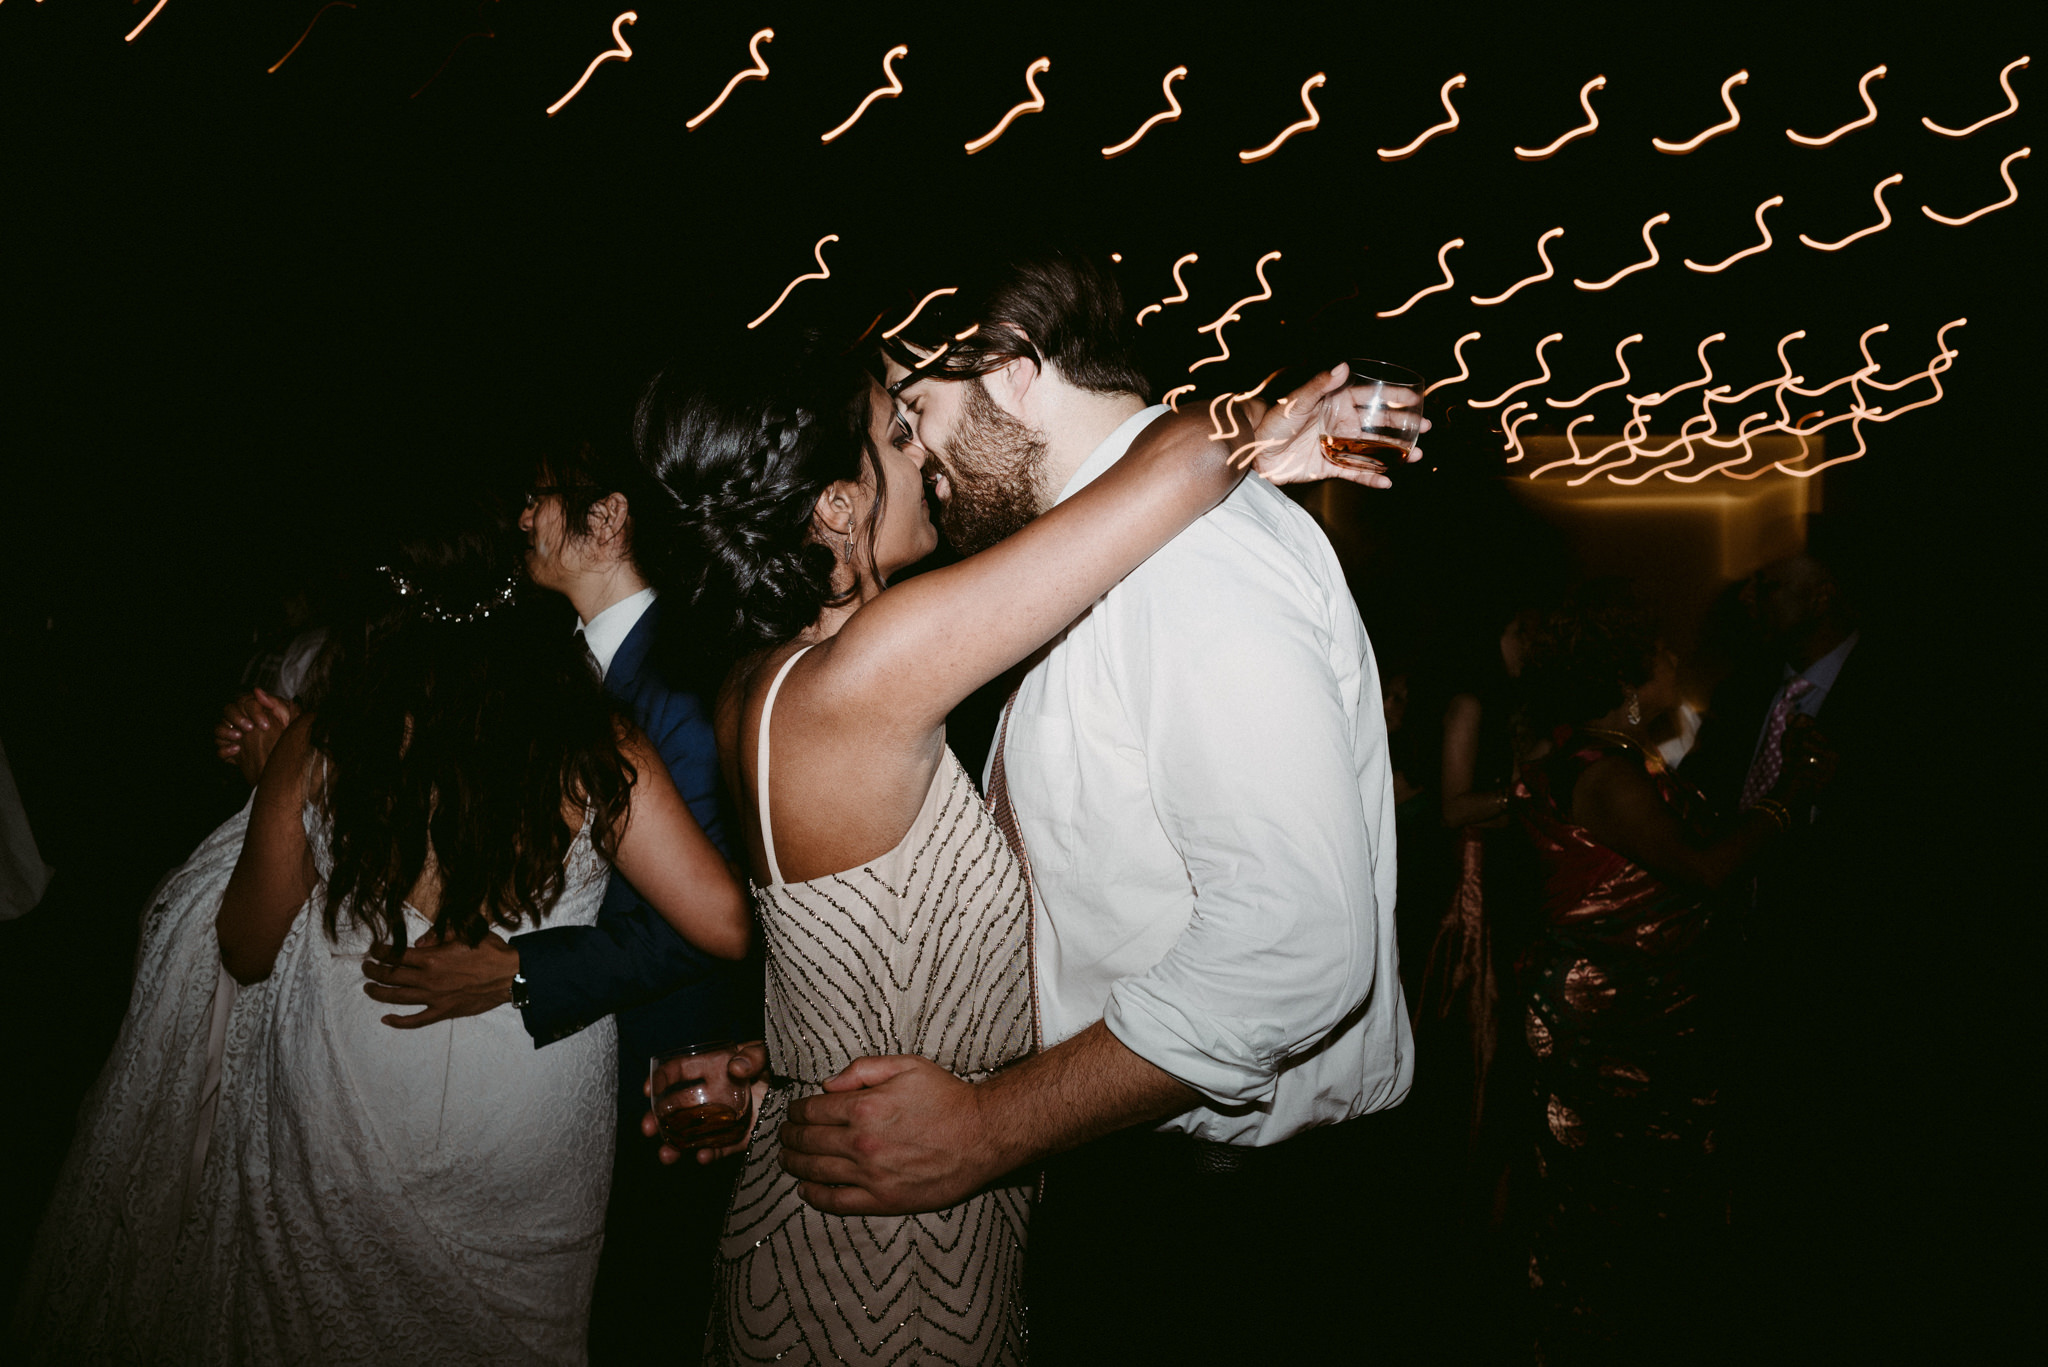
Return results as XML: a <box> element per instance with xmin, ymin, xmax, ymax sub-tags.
<box><xmin>523</xmin><ymin>486</ymin><xmax>563</xmax><ymax>510</ymax></box>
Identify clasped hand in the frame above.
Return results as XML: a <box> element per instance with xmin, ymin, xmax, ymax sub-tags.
<box><xmin>1237</xmin><ymin>362</ymin><xmax>1430</xmax><ymax>491</ymax></box>
<box><xmin>360</xmin><ymin>931</ymin><xmax>518</xmax><ymax>1029</ymax></box>
<box><xmin>776</xmin><ymin>1055</ymin><xmax>1001</xmax><ymax>1216</ymax></box>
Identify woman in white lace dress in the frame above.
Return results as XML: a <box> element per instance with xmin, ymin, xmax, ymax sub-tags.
<box><xmin>13</xmin><ymin>493</ymin><xmax>750</xmax><ymax>1365</ymax></box>
<box><xmin>629</xmin><ymin>329</ymin><xmax>1353</xmax><ymax>1363</ymax></box>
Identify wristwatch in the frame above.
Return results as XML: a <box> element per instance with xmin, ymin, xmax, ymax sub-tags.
<box><xmin>509</xmin><ymin>970</ymin><xmax>531</xmax><ymax>1011</ymax></box>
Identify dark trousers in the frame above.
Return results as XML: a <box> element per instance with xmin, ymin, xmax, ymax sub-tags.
<box><xmin>1025</xmin><ymin>1115</ymin><xmax>1407</xmax><ymax>1366</ymax></box>
<box><xmin>586</xmin><ymin>1112</ymin><xmax>741</xmax><ymax>1366</ymax></box>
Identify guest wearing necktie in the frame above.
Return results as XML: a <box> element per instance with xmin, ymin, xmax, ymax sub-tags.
<box><xmin>357</xmin><ymin>441</ymin><xmax>761</xmax><ymax>1366</ymax></box>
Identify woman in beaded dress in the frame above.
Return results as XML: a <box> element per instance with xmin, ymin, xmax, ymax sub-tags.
<box><xmin>1509</xmin><ymin>587</ymin><xmax>1831</xmax><ymax>1365</ymax></box>
<box><xmin>632</xmin><ymin>334</ymin><xmax>1363</xmax><ymax>1364</ymax></box>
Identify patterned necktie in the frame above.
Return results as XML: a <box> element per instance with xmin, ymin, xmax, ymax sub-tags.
<box><xmin>986</xmin><ymin>691</ymin><xmax>1043</xmax><ymax>1052</ymax></box>
<box><xmin>574</xmin><ymin>627</ymin><xmax>602</xmax><ymax>680</ymax></box>
<box><xmin>1740</xmin><ymin>676</ymin><xmax>1816</xmax><ymax>809</ymax></box>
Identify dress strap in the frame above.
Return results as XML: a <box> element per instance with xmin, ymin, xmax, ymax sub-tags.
<box><xmin>755</xmin><ymin>645</ymin><xmax>815</xmax><ymax>887</ymax></box>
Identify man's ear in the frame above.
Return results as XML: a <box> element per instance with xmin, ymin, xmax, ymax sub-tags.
<box><xmin>587</xmin><ymin>492</ymin><xmax>631</xmax><ymax>548</ymax></box>
<box><xmin>980</xmin><ymin>349</ymin><xmax>1041</xmax><ymax>420</ymax></box>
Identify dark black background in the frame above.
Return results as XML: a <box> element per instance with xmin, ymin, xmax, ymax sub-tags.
<box><xmin>1</xmin><ymin>0</ymin><xmax>2037</xmax><ymax>1352</ymax></box>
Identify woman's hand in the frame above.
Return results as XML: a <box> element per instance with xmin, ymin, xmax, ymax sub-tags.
<box><xmin>1240</xmin><ymin>363</ymin><xmax>1429</xmax><ymax>491</ymax></box>
<box><xmin>215</xmin><ymin>688</ymin><xmax>302</xmax><ymax>786</ymax></box>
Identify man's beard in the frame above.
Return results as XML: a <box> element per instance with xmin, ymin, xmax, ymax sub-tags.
<box><xmin>928</xmin><ymin>379</ymin><xmax>1051</xmax><ymax>556</ymax></box>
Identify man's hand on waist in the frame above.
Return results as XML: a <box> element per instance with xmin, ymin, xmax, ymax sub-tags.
<box><xmin>362</xmin><ymin>930</ymin><xmax>519</xmax><ymax>1029</ymax></box>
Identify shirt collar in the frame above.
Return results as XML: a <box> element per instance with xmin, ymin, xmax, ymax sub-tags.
<box><xmin>1053</xmin><ymin>405</ymin><xmax>1172</xmax><ymax>506</ymax></box>
<box><xmin>577</xmin><ymin>586</ymin><xmax>657</xmax><ymax>681</ymax></box>
<box><xmin>1785</xmin><ymin>629</ymin><xmax>1859</xmax><ymax>695</ymax></box>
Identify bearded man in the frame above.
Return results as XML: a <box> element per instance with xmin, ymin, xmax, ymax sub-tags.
<box><xmin>777</xmin><ymin>249</ymin><xmax>1420</xmax><ymax>1364</ymax></box>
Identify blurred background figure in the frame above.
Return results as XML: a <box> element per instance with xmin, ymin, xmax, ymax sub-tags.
<box><xmin>1510</xmin><ymin>583</ymin><xmax>1832</xmax><ymax>1367</ymax></box>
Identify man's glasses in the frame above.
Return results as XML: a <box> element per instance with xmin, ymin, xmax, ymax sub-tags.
<box><xmin>523</xmin><ymin>486</ymin><xmax>563</xmax><ymax>510</ymax></box>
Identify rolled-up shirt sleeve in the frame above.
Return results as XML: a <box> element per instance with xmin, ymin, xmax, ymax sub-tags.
<box><xmin>1098</xmin><ymin>518</ymin><xmax>1381</xmax><ymax>1106</ymax></box>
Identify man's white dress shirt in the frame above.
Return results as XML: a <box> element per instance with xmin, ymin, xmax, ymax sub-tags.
<box><xmin>990</xmin><ymin>406</ymin><xmax>1413</xmax><ymax>1146</ymax></box>
<box><xmin>577</xmin><ymin>587</ymin><xmax>657</xmax><ymax>682</ymax></box>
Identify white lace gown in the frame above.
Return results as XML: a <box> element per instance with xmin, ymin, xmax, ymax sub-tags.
<box><xmin>14</xmin><ymin>799</ymin><xmax>617</xmax><ymax>1366</ymax></box>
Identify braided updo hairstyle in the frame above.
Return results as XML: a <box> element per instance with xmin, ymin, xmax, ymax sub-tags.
<box><xmin>633</xmin><ymin>334</ymin><xmax>884</xmax><ymax>649</ymax></box>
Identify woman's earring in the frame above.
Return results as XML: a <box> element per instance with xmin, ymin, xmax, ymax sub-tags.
<box><xmin>1624</xmin><ymin>687</ymin><xmax>1642</xmax><ymax>726</ymax></box>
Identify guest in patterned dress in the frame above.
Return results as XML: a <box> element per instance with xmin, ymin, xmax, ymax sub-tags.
<box><xmin>1510</xmin><ymin>586</ymin><xmax>1832</xmax><ymax>1366</ymax></box>
<box><xmin>630</xmin><ymin>330</ymin><xmax>1374</xmax><ymax>1365</ymax></box>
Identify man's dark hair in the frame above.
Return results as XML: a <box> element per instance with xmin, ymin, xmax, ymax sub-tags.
<box><xmin>880</xmin><ymin>249</ymin><xmax>1150</xmax><ymax>401</ymax></box>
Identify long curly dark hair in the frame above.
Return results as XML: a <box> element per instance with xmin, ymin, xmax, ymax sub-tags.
<box><xmin>633</xmin><ymin>333</ymin><xmax>883</xmax><ymax>649</ymax></box>
<box><xmin>1519</xmin><ymin>581</ymin><xmax>1662</xmax><ymax>731</ymax></box>
<box><xmin>309</xmin><ymin>487</ymin><xmax>636</xmax><ymax>950</ymax></box>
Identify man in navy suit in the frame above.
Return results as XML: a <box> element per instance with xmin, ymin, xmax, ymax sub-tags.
<box><xmin>359</xmin><ymin>443</ymin><xmax>760</xmax><ymax>1364</ymax></box>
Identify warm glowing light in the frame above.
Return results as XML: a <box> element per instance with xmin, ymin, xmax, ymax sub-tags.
<box><xmin>954</xmin><ymin>323</ymin><xmax>980</xmax><ymax>341</ymax></box>
<box><xmin>1240</xmin><ymin>73</ymin><xmax>1327</xmax><ymax>163</ymax></box>
<box><xmin>688</xmin><ymin>28</ymin><xmax>775</xmax><ymax>130</ymax></box>
<box><xmin>1527</xmin><ymin>414</ymin><xmax>1602</xmax><ymax>478</ymax></box>
<box><xmin>1501</xmin><ymin>403</ymin><xmax>1541</xmax><ymax>462</ymax></box>
<box><xmin>1574</xmin><ymin>213</ymin><xmax>1669</xmax><ymax>291</ymax></box>
<box><xmin>269</xmin><ymin>2</ymin><xmax>355</xmax><ymax>74</ymax></box>
<box><xmin>547</xmin><ymin>11</ymin><xmax>636</xmax><ymax>118</ymax></box>
<box><xmin>1188</xmin><ymin>251</ymin><xmax>1281</xmax><ymax>373</ymax></box>
<box><xmin>1653</xmin><ymin>69</ymin><xmax>1748</xmax><ymax>153</ymax></box>
<box><xmin>1685</xmin><ymin>195</ymin><xmax>1784</xmax><ymax>273</ymax></box>
<box><xmin>745</xmin><ymin>234</ymin><xmax>838</xmax><ymax>330</ymax></box>
<box><xmin>1206</xmin><ymin>391</ymin><xmax>1245</xmax><ymax>443</ymax></box>
<box><xmin>1786</xmin><ymin>64</ymin><xmax>1886</xmax><ymax>146</ymax></box>
<box><xmin>1547</xmin><ymin>333</ymin><xmax>1644</xmax><ymax>407</ymax></box>
<box><xmin>1379</xmin><ymin>75</ymin><xmax>1466</xmax><ymax>161</ymax></box>
<box><xmin>1515</xmin><ymin>76</ymin><xmax>1606</xmax><ymax>160</ymax></box>
<box><xmin>1920</xmin><ymin>147</ymin><xmax>2030</xmax><ymax>225</ymax></box>
<box><xmin>882</xmin><ymin>287</ymin><xmax>957</xmax><ymax>340</ymax></box>
<box><xmin>1424</xmin><ymin>332</ymin><xmax>1482</xmax><ymax>397</ymax></box>
<box><xmin>125</xmin><ymin>0</ymin><xmax>169</xmax><ymax>42</ymax></box>
<box><xmin>965</xmin><ymin>57</ymin><xmax>1051</xmax><ymax>154</ymax></box>
<box><xmin>1471</xmin><ymin>227</ymin><xmax>1564</xmax><ymax>305</ymax></box>
<box><xmin>1922</xmin><ymin>56</ymin><xmax>2028</xmax><ymax>137</ymax></box>
<box><xmin>1629</xmin><ymin>333</ymin><xmax>1726</xmax><ymax>408</ymax></box>
<box><xmin>1163</xmin><ymin>384</ymin><xmax>1196</xmax><ymax>411</ymax></box>
<box><xmin>1471</xmin><ymin>333</ymin><xmax>1564</xmax><ymax>409</ymax></box>
<box><xmin>1103</xmin><ymin>66</ymin><xmax>1188</xmax><ymax>158</ymax></box>
<box><xmin>821</xmin><ymin>44</ymin><xmax>907</xmax><ymax>144</ymax></box>
<box><xmin>1799</xmin><ymin>173</ymin><xmax>1902</xmax><ymax>250</ymax></box>
<box><xmin>1135</xmin><ymin>253</ymin><xmax>1199</xmax><ymax>327</ymax></box>
<box><xmin>1377</xmin><ymin>238</ymin><xmax>1464</xmax><ymax>318</ymax></box>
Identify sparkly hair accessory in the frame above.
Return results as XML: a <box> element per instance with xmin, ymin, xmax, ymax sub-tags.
<box><xmin>377</xmin><ymin>565</ymin><xmax>521</xmax><ymax>624</ymax></box>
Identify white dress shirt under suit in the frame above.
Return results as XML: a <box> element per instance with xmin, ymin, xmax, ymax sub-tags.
<box><xmin>990</xmin><ymin>406</ymin><xmax>1413</xmax><ymax>1146</ymax></box>
<box><xmin>577</xmin><ymin>586</ymin><xmax>657</xmax><ymax>681</ymax></box>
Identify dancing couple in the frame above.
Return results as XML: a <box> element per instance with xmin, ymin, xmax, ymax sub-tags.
<box><xmin>14</xmin><ymin>250</ymin><xmax>1418</xmax><ymax>1366</ymax></box>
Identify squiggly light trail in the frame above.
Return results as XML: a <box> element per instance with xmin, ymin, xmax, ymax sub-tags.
<box><xmin>1547</xmin><ymin>333</ymin><xmax>1643</xmax><ymax>407</ymax></box>
<box><xmin>1379</xmin><ymin>75</ymin><xmax>1466</xmax><ymax>161</ymax></box>
<box><xmin>547</xmin><ymin>11</ymin><xmax>636</xmax><ymax>118</ymax></box>
<box><xmin>1472</xmin><ymin>334</ymin><xmax>1564</xmax><ymax>409</ymax></box>
<box><xmin>1188</xmin><ymin>251</ymin><xmax>1281</xmax><ymax>373</ymax></box>
<box><xmin>1104</xmin><ymin>66</ymin><xmax>1188</xmax><ymax>158</ymax></box>
<box><xmin>746</xmin><ymin>234</ymin><xmax>838</xmax><ymax>330</ymax></box>
<box><xmin>1921</xmin><ymin>148</ymin><xmax>2030</xmax><ymax>225</ymax></box>
<box><xmin>1515</xmin><ymin>76</ymin><xmax>1606</xmax><ymax>160</ymax></box>
<box><xmin>1574</xmin><ymin>213</ymin><xmax>1668</xmax><ymax>290</ymax></box>
<box><xmin>965</xmin><ymin>57</ymin><xmax>1050</xmax><ymax>154</ymax></box>
<box><xmin>1424</xmin><ymin>333</ymin><xmax>1482</xmax><ymax>397</ymax></box>
<box><xmin>125</xmin><ymin>0</ymin><xmax>170</xmax><ymax>42</ymax></box>
<box><xmin>821</xmin><ymin>45</ymin><xmax>907</xmax><ymax>143</ymax></box>
<box><xmin>1800</xmin><ymin>173</ymin><xmax>1901</xmax><ymax>250</ymax></box>
<box><xmin>882</xmin><ymin>287</ymin><xmax>957</xmax><ymax>340</ymax></box>
<box><xmin>1377</xmin><ymin>238</ymin><xmax>1463</xmax><ymax>318</ymax></box>
<box><xmin>269</xmin><ymin>2</ymin><xmax>355</xmax><ymax>74</ymax></box>
<box><xmin>1240</xmin><ymin>74</ymin><xmax>1327</xmax><ymax>163</ymax></box>
<box><xmin>1786</xmin><ymin>64</ymin><xmax>1886</xmax><ymax>146</ymax></box>
<box><xmin>1923</xmin><ymin>56</ymin><xmax>2028</xmax><ymax>137</ymax></box>
<box><xmin>1163</xmin><ymin>384</ymin><xmax>1196</xmax><ymax>411</ymax></box>
<box><xmin>1471</xmin><ymin>227</ymin><xmax>1564</xmax><ymax>305</ymax></box>
<box><xmin>413</xmin><ymin>27</ymin><xmax>496</xmax><ymax>100</ymax></box>
<box><xmin>688</xmin><ymin>28</ymin><xmax>774</xmax><ymax>129</ymax></box>
<box><xmin>1135</xmin><ymin>253</ymin><xmax>1198</xmax><ymax>326</ymax></box>
<box><xmin>1653</xmin><ymin>70</ymin><xmax>1748</xmax><ymax>153</ymax></box>
<box><xmin>1685</xmin><ymin>195</ymin><xmax>1783</xmax><ymax>272</ymax></box>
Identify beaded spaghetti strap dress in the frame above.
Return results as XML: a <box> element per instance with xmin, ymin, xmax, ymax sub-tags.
<box><xmin>706</xmin><ymin>646</ymin><xmax>1034</xmax><ymax>1366</ymax></box>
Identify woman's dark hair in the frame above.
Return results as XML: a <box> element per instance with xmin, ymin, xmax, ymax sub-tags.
<box><xmin>633</xmin><ymin>332</ymin><xmax>883</xmax><ymax>649</ymax></box>
<box><xmin>1519</xmin><ymin>581</ymin><xmax>1662</xmax><ymax>730</ymax></box>
<box><xmin>878</xmin><ymin>248</ymin><xmax>1151</xmax><ymax>401</ymax></box>
<box><xmin>310</xmin><ymin>483</ymin><xmax>635</xmax><ymax>950</ymax></box>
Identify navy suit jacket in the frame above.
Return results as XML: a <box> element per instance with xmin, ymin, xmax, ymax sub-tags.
<box><xmin>512</xmin><ymin>599</ymin><xmax>763</xmax><ymax>1112</ymax></box>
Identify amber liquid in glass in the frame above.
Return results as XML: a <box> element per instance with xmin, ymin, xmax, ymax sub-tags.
<box><xmin>657</xmin><ymin>1101</ymin><xmax>748</xmax><ymax>1148</ymax></box>
<box><xmin>1320</xmin><ymin>434</ymin><xmax>1408</xmax><ymax>468</ymax></box>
